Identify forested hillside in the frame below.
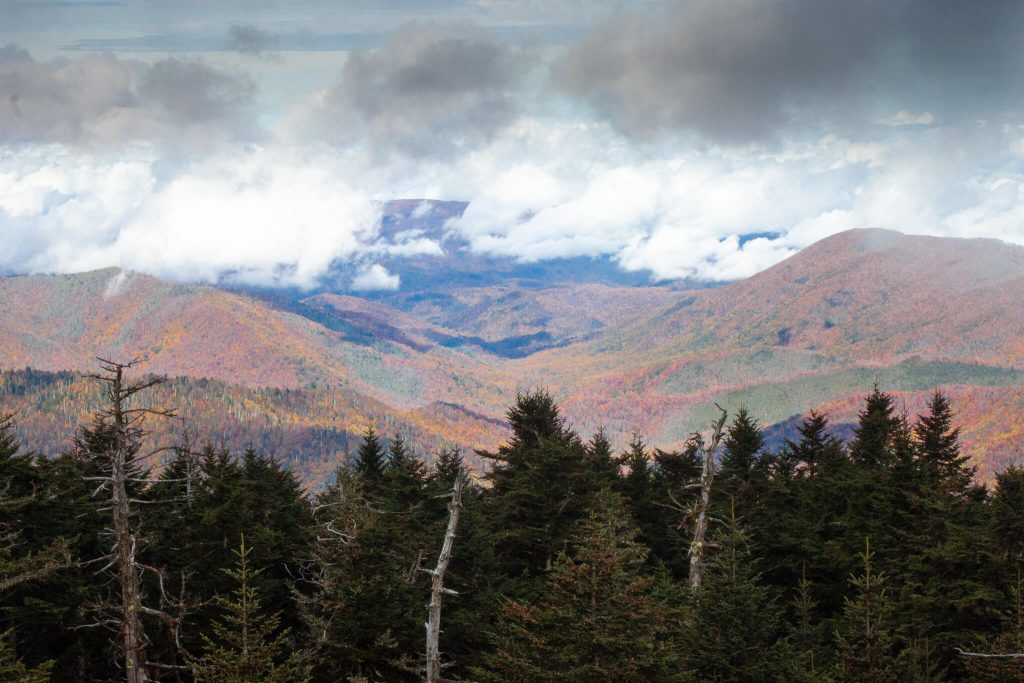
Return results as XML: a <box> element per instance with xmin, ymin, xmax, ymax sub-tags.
<box><xmin>2</xmin><ymin>364</ymin><xmax>1023</xmax><ymax>681</ymax></box>
<box><xmin>3</xmin><ymin>229</ymin><xmax>1024</xmax><ymax>480</ymax></box>
<box><xmin>0</xmin><ymin>368</ymin><xmax>504</xmax><ymax>485</ymax></box>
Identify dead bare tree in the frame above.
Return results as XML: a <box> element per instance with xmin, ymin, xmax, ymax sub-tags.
<box><xmin>84</xmin><ymin>358</ymin><xmax>185</xmax><ymax>683</ymax></box>
<box><xmin>955</xmin><ymin>648</ymin><xmax>1024</xmax><ymax>659</ymax></box>
<box><xmin>687</xmin><ymin>406</ymin><xmax>728</xmax><ymax>592</ymax></box>
<box><xmin>424</xmin><ymin>471</ymin><xmax>464</xmax><ymax>683</ymax></box>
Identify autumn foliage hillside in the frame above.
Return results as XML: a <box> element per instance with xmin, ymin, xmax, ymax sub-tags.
<box><xmin>2</xmin><ymin>229</ymin><xmax>1024</xmax><ymax>481</ymax></box>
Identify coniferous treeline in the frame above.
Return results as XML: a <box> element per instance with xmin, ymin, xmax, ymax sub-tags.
<box><xmin>1</xmin><ymin>368</ymin><xmax>1023</xmax><ymax>681</ymax></box>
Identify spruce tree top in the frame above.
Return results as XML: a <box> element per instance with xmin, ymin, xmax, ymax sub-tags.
<box><xmin>354</xmin><ymin>425</ymin><xmax>386</xmax><ymax>482</ymax></box>
<box><xmin>505</xmin><ymin>390</ymin><xmax>570</xmax><ymax>451</ymax></box>
<box><xmin>850</xmin><ymin>385</ymin><xmax>900</xmax><ymax>468</ymax></box>
<box><xmin>721</xmin><ymin>408</ymin><xmax>764</xmax><ymax>478</ymax></box>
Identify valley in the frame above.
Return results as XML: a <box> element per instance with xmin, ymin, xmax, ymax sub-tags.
<box><xmin>2</xmin><ymin>215</ymin><xmax>1023</xmax><ymax>483</ymax></box>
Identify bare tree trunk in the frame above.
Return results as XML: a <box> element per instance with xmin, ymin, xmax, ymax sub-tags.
<box><xmin>426</xmin><ymin>474</ymin><xmax>464</xmax><ymax>683</ymax></box>
<box><xmin>688</xmin><ymin>407</ymin><xmax>728</xmax><ymax>592</ymax></box>
<box><xmin>114</xmin><ymin>454</ymin><xmax>149</xmax><ymax>682</ymax></box>
<box><xmin>108</xmin><ymin>363</ymin><xmax>150</xmax><ymax>683</ymax></box>
<box><xmin>88</xmin><ymin>359</ymin><xmax>179</xmax><ymax>681</ymax></box>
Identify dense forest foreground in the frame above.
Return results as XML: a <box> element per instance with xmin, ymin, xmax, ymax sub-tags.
<box><xmin>2</xmin><ymin>360</ymin><xmax>1024</xmax><ymax>682</ymax></box>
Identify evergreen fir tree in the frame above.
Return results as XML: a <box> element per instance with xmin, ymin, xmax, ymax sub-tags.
<box><xmin>473</xmin><ymin>491</ymin><xmax>687</xmax><ymax>682</ymax></box>
<box><xmin>192</xmin><ymin>536</ymin><xmax>308</xmax><ymax>682</ymax></box>
<box><xmin>914</xmin><ymin>390</ymin><xmax>972</xmax><ymax>493</ymax></box>
<box><xmin>964</xmin><ymin>570</ymin><xmax>1024</xmax><ymax>682</ymax></box>
<box><xmin>23</xmin><ymin>439</ymin><xmax>116</xmax><ymax>681</ymax></box>
<box><xmin>642</xmin><ymin>445</ymin><xmax>702</xmax><ymax>578</ymax></box>
<box><xmin>890</xmin><ymin>410</ymin><xmax>919</xmax><ymax>474</ymax></box>
<box><xmin>618</xmin><ymin>432</ymin><xmax>651</xmax><ymax>501</ymax></box>
<box><xmin>586</xmin><ymin>427</ymin><xmax>620</xmax><ymax>487</ymax></box>
<box><xmin>895</xmin><ymin>637</ymin><xmax>947</xmax><ymax>683</ymax></box>
<box><xmin>354</xmin><ymin>425</ymin><xmax>387</xmax><ymax>486</ymax></box>
<box><xmin>893</xmin><ymin>399</ymin><xmax>999</xmax><ymax>671</ymax></box>
<box><xmin>0</xmin><ymin>416</ymin><xmax>67</xmax><ymax>681</ymax></box>
<box><xmin>386</xmin><ymin>433</ymin><xmax>412</xmax><ymax>470</ymax></box>
<box><xmin>827</xmin><ymin>391</ymin><xmax>905</xmax><ymax>604</ymax></box>
<box><xmin>790</xmin><ymin>564</ymin><xmax>828</xmax><ymax>680</ymax></box>
<box><xmin>849</xmin><ymin>385</ymin><xmax>900</xmax><ymax>468</ymax></box>
<box><xmin>993</xmin><ymin>465</ymin><xmax>1024</xmax><ymax>565</ymax></box>
<box><xmin>301</xmin><ymin>465</ymin><xmax>432</xmax><ymax>681</ymax></box>
<box><xmin>614</xmin><ymin>433</ymin><xmax>663</xmax><ymax>568</ymax></box>
<box><xmin>480</xmin><ymin>390</ymin><xmax>598</xmax><ymax>586</ymax></box>
<box><xmin>786</xmin><ymin>410</ymin><xmax>843</xmax><ymax>475</ymax></box>
<box><xmin>755</xmin><ymin>412</ymin><xmax>845</xmax><ymax>609</ymax></box>
<box><xmin>0</xmin><ymin>631</ymin><xmax>52</xmax><ymax>683</ymax></box>
<box><xmin>683</xmin><ymin>499</ymin><xmax>793</xmax><ymax>682</ymax></box>
<box><xmin>505</xmin><ymin>390</ymin><xmax>566</xmax><ymax>449</ymax></box>
<box><xmin>383</xmin><ymin>434</ymin><xmax>428</xmax><ymax>511</ymax></box>
<box><xmin>0</xmin><ymin>413</ymin><xmax>38</xmax><ymax>499</ymax></box>
<box><xmin>431</xmin><ymin>446</ymin><xmax>464</xmax><ymax>488</ymax></box>
<box><xmin>720</xmin><ymin>407</ymin><xmax>765</xmax><ymax>481</ymax></box>
<box><xmin>717</xmin><ymin>408</ymin><xmax>771</xmax><ymax>534</ymax></box>
<box><xmin>175</xmin><ymin>446</ymin><xmax>314</xmax><ymax>645</ymax></box>
<box><xmin>833</xmin><ymin>538</ymin><xmax>898</xmax><ymax>683</ymax></box>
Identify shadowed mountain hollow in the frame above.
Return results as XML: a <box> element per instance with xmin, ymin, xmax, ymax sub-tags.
<box><xmin>387</xmin><ymin>283</ymin><xmax>680</xmax><ymax>342</ymax></box>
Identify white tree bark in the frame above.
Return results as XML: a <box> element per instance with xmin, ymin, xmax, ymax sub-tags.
<box><xmin>425</xmin><ymin>474</ymin><xmax>463</xmax><ymax>683</ymax></box>
<box><xmin>688</xmin><ymin>407</ymin><xmax>728</xmax><ymax>592</ymax></box>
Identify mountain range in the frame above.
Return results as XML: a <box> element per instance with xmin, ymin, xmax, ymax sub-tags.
<box><xmin>2</xmin><ymin>207</ymin><xmax>1023</xmax><ymax>484</ymax></box>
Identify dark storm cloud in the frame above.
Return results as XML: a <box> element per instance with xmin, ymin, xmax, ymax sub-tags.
<box><xmin>0</xmin><ymin>45</ymin><xmax>256</xmax><ymax>145</ymax></box>
<box><xmin>139</xmin><ymin>58</ymin><xmax>255</xmax><ymax>124</ymax></box>
<box><xmin>226</xmin><ymin>24</ymin><xmax>281</xmax><ymax>56</ymax></box>
<box><xmin>301</xmin><ymin>23</ymin><xmax>523</xmax><ymax>157</ymax></box>
<box><xmin>556</xmin><ymin>0</ymin><xmax>1024</xmax><ymax>142</ymax></box>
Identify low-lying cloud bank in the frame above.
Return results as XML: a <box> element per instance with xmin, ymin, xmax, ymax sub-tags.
<box><xmin>4</xmin><ymin>1</ymin><xmax>1024</xmax><ymax>289</ymax></box>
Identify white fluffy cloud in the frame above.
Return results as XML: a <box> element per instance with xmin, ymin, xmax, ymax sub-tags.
<box><xmin>6</xmin><ymin>115</ymin><xmax>1024</xmax><ymax>287</ymax></box>
<box><xmin>0</xmin><ymin>146</ymin><xmax>382</xmax><ymax>288</ymax></box>
<box><xmin>351</xmin><ymin>263</ymin><xmax>400</xmax><ymax>291</ymax></box>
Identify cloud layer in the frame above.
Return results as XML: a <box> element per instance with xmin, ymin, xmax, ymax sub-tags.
<box><xmin>0</xmin><ymin>147</ymin><xmax>381</xmax><ymax>288</ymax></box>
<box><xmin>286</xmin><ymin>23</ymin><xmax>523</xmax><ymax>158</ymax></box>
<box><xmin>0</xmin><ymin>45</ymin><xmax>255</xmax><ymax>146</ymax></box>
<box><xmin>556</xmin><ymin>0</ymin><xmax>1024</xmax><ymax>142</ymax></box>
<box><xmin>4</xmin><ymin>2</ymin><xmax>1024</xmax><ymax>289</ymax></box>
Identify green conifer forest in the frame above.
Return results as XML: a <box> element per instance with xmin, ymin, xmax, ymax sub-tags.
<box><xmin>2</xmin><ymin>363</ymin><xmax>1023</xmax><ymax>682</ymax></box>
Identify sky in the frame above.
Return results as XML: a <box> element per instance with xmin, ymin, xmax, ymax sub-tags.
<box><xmin>3</xmin><ymin>0</ymin><xmax>1024</xmax><ymax>289</ymax></box>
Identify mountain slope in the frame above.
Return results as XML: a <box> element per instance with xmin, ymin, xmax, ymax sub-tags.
<box><xmin>0</xmin><ymin>268</ymin><xmax>348</xmax><ymax>388</ymax></box>
<box><xmin>0</xmin><ymin>268</ymin><xmax>517</xmax><ymax>411</ymax></box>
<box><xmin>612</xmin><ymin>228</ymin><xmax>1024</xmax><ymax>364</ymax></box>
<box><xmin>2</xmin><ymin>228</ymin><xmax>1023</xmax><ymax>480</ymax></box>
<box><xmin>506</xmin><ymin>230</ymin><xmax>1024</xmax><ymax>465</ymax></box>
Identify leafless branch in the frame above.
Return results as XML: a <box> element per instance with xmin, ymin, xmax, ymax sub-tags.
<box><xmin>956</xmin><ymin>647</ymin><xmax>1024</xmax><ymax>659</ymax></box>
